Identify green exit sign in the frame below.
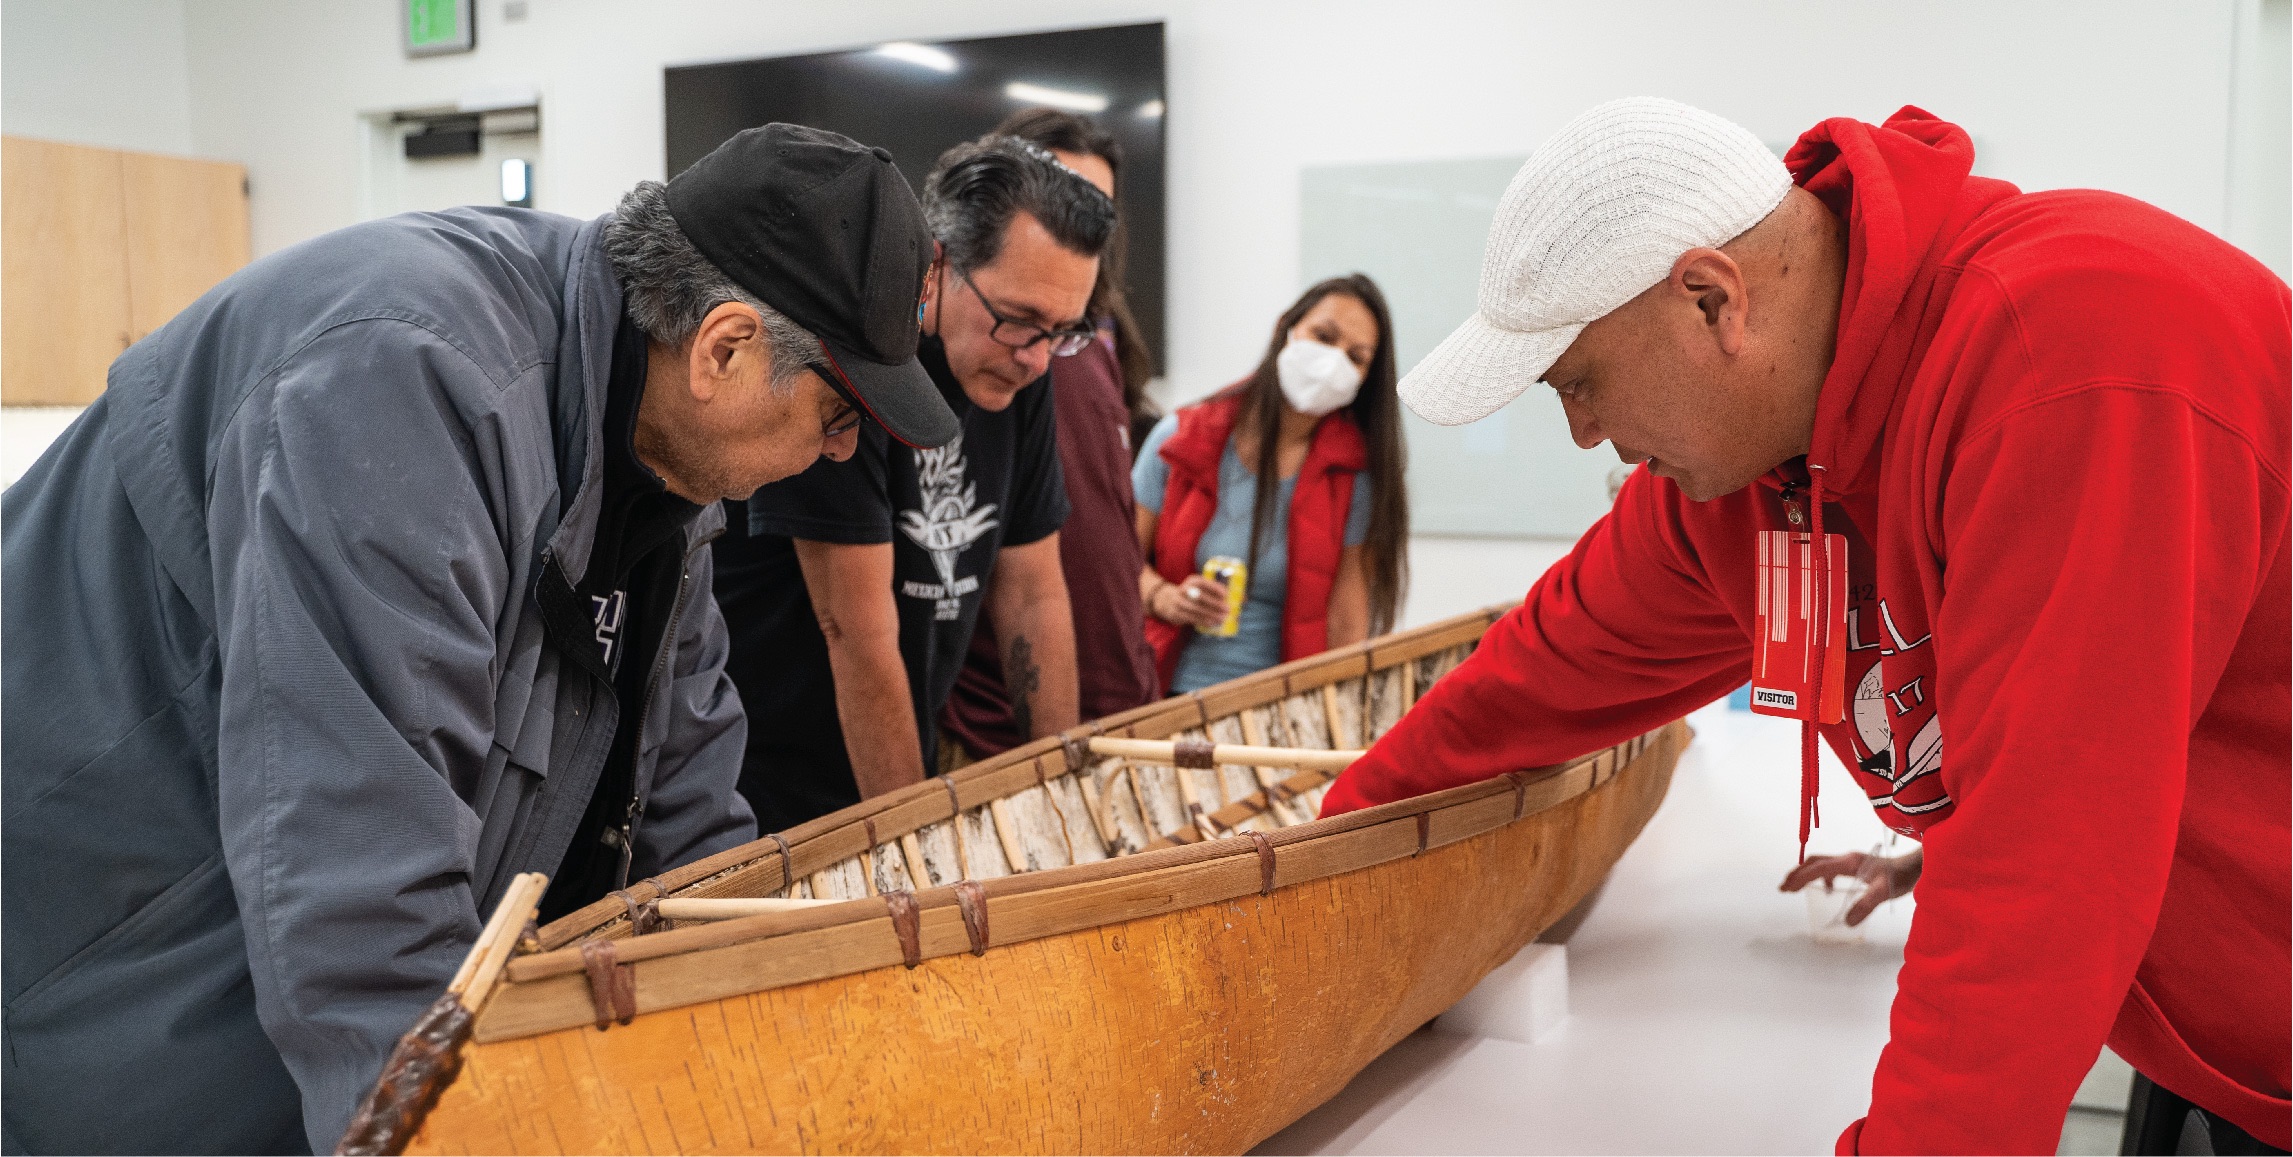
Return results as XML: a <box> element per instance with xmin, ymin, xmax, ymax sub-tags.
<box><xmin>405</xmin><ymin>0</ymin><xmax>473</xmax><ymax>56</ymax></box>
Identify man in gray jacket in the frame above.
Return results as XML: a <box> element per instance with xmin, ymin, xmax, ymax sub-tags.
<box><xmin>1</xmin><ymin>124</ymin><xmax>957</xmax><ymax>1155</ymax></box>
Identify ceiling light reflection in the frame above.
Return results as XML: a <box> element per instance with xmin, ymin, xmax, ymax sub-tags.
<box><xmin>1004</xmin><ymin>81</ymin><xmax>1109</xmax><ymax>113</ymax></box>
<box><xmin>874</xmin><ymin>41</ymin><xmax>957</xmax><ymax>73</ymax></box>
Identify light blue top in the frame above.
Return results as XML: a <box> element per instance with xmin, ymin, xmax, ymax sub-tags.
<box><xmin>1134</xmin><ymin>413</ymin><xmax>1373</xmax><ymax>693</ymax></box>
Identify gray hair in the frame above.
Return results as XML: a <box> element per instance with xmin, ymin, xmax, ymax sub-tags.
<box><xmin>604</xmin><ymin>180</ymin><xmax>817</xmax><ymax>391</ymax></box>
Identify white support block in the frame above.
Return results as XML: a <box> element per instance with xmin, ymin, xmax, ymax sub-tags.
<box><xmin>1437</xmin><ymin>942</ymin><xmax>1569</xmax><ymax>1044</ymax></box>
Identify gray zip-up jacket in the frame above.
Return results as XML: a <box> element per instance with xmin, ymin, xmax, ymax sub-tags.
<box><xmin>1</xmin><ymin>208</ymin><xmax>756</xmax><ymax>1155</ymax></box>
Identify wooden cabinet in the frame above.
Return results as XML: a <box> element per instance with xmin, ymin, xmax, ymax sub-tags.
<box><xmin>3</xmin><ymin>138</ymin><xmax>133</xmax><ymax>407</ymax></box>
<box><xmin>3</xmin><ymin>136</ymin><xmax>249</xmax><ymax>406</ymax></box>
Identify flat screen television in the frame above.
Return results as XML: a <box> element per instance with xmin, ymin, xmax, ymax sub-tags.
<box><xmin>665</xmin><ymin>22</ymin><xmax>1167</xmax><ymax>368</ymax></box>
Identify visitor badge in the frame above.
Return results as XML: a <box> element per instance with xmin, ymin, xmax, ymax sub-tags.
<box><xmin>1750</xmin><ymin>531</ymin><xmax>1848</xmax><ymax>724</ymax></box>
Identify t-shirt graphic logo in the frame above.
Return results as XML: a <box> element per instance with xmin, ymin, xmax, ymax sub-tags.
<box><xmin>897</xmin><ymin>432</ymin><xmax>1000</xmax><ymax>621</ymax></box>
<box><xmin>591</xmin><ymin>589</ymin><xmax>626</xmax><ymax>673</ymax></box>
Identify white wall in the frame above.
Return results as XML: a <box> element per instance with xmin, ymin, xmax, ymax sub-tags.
<box><xmin>1</xmin><ymin>408</ymin><xmax>85</xmax><ymax>487</ymax></box>
<box><xmin>1401</xmin><ymin>536</ymin><xmax>1574</xmax><ymax>628</ymax></box>
<box><xmin>1</xmin><ymin>0</ymin><xmax>194</xmax><ymax>156</ymax></box>
<box><xmin>126</xmin><ymin>0</ymin><xmax>2279</xmax><ymax>406</ymax></box>
<box><xmin>2228</xmin><ymin>0</ymin><xmax>2293</xmax><ymax>276</ymax></box>
<box><xmin>5</xmin><ymin>1</ymin><xmax>2283</xmax><ymax>510</ymax></box>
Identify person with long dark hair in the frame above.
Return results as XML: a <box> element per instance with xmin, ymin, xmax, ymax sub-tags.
<box><xmin>1134</xmin><ymin>275</ymin><xmax>1410</xmax><ymax>694</ymax></box>
<box><xmin>940</xmin><ymin>109</ymin><xmax>1160</xmax><ymax>762</ymax></box>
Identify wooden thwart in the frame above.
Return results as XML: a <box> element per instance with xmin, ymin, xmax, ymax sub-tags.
<box><xmin>1086</xmin><ymin>735</ymin><xmax>1363</xmax><ymax>772</ymax></box>
<box><xmin>657</xmin><ymin>896</ymin><xmax>835</xmax><ymax>921</ymax></box>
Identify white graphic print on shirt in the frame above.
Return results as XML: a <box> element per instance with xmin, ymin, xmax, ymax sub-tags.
<box><xmin>591</xmin><ymin>589</ymin><xmax>626</xmax><ymax>674</ymax></box>
<box><xmin>897</xmin><ymin>432</ymin><xmax>1001</xmax><ymax>621</ymax></box>
<box><xmin>1842</xmin><ymin>586</ymin><xmax>1952</xmax><ymax>831</ymax></box>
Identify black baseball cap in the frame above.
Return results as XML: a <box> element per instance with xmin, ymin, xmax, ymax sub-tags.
<box><xmin>666</xmin><ymin>123</ymin><xmax>957</xmax><ymax>449</ymax></box>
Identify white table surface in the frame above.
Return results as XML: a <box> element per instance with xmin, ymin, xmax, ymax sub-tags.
<box><xmin>1257</xmin><ymin>701</ymin><xmax>1930</xmax><ymax>1156</ymax></box>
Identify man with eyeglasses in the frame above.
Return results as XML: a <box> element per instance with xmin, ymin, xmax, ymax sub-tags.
<box><xmin>714</xmin><ymin>135</ymin><xmax>1115</xmax><ymax>830</ymax></box>
<box><xmin>2</xmin><ymin>125</ymin><xmax>955</xmax><ymax>1154</ymax></box>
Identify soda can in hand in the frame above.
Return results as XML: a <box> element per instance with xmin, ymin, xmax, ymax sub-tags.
<box><xmin>1199</xmin><ymin>556</ymin><xmax>1247</xmax><ymax>637</ymax></box>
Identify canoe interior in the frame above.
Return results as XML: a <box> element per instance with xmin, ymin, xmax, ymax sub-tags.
<box><xmin>535</xmin><ymin>604</ymin><xmax>1499</xmax><ymax>958</ymax></box>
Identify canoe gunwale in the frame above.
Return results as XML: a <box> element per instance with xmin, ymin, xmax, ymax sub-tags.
<box><xmin>472</xmin><ymin>721</ymin><xmax>1677</xmax><ymax>1043</ymax></box>
<box><xmin>537</xmin><ymin>606</ymin><xmax>1508</xmax><ymax>952</ymax></box>
<box><xmin>508</xmin><ymin>753</ymin><xmax>1576</xmax><ymax>983</ymax></box>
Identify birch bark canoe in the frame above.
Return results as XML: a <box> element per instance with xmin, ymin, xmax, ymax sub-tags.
<box><xmin>354</xmin><ymin>605</ymin><xmax>1686</xmax><ymax>1156</ymax></box>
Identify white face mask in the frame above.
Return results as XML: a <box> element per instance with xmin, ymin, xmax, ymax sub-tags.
<box><xmin>1276</xmin><ymin>338</ymin><xmax>1364</xmax><ymax>417</ymax></box>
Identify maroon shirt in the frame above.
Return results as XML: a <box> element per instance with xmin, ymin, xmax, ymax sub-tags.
<box><xmin>942</xmin><ymin>336</ymin><xmax>1157</xmax><ymax>756</ymax></box>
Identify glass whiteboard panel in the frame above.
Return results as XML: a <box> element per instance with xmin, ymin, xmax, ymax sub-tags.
<box><xmin>1301</xmin><ymin>158</ymin><xmax>1622</xmax><ymax>539</ymax></box>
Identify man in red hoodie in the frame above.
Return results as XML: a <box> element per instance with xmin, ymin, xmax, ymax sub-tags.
<box><xmin>1321</xmin><ymin>97</ymin><xmax>2288</xmax><ymax>1154</ymax></box>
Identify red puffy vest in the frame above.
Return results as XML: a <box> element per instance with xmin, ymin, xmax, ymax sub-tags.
<box><xmin>1144</xmin><ymin>387</ymin><xmax>1368</xmax><ymax>694</ymax></box>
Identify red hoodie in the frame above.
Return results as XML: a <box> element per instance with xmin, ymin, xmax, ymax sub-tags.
<box><xmin>1320</xmin><ymin>108</ymin><xmax>2290</xmax><ymax>1154</ymax></box>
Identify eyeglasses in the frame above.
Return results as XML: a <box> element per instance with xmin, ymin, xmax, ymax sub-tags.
<box><xmin>813</xmin><ymin>354</ymin><xmax>866</xmax><ymax>439</ymax></box>
<box><xmin>954</xmin><ymin>267</ymin><xmax>1095</xmax><ymax>357</ymax></box>
<box><xmin>822</xmin><ymin>401</ymin><xmax>862</xmax><ymax>440</ymax></box>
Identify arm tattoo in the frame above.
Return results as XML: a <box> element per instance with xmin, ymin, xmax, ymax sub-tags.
<box><xmin>1006</xmin><ymin>633</ymin><xmax>1041</xmax><ymax>738</ymax></box>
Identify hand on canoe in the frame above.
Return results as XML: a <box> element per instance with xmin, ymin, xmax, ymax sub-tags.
<box><xmin>1779</xmin><ymin>847</ymin><xmax>1923</xmax><ymax>926</ymax></box>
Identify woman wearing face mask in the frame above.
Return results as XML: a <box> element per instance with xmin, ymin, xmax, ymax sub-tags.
<box><xmin>1133</xmin><ymin>274</ymin><xmax>1410</xmax><ymax>694</ymax></box>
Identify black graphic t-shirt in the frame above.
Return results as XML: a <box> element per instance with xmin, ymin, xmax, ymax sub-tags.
<box><xmin>713</xmin><ymin>337</ymin><xmax>1067</xmax><ymax>831</ymax></box>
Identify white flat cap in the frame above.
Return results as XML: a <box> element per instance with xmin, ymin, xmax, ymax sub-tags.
<box><xmin>1401</xmin><ymin>97</ymin><xmax>1792</xmax><ymax>426</ymax></box>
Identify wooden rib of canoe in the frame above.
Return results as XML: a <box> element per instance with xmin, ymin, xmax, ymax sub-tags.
<box><xmin>345</xmin><ymin>605</ymin><xmax>1689</xmax><ymax>1156</ymax></box>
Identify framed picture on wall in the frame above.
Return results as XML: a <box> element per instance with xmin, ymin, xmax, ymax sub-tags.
<box><xmin>403</xmin><ymin>0</ymin><xmax>474</xmax><ymax>57</ymax></box>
